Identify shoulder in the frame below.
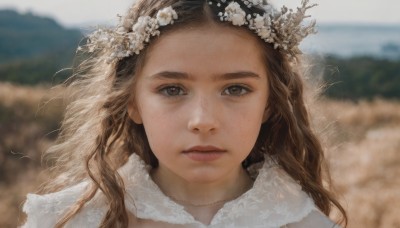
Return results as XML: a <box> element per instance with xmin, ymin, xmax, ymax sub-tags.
<box><xmin>22</xmin><ymin>181</ymin><xmax>104</xmax><ymax>228</ymax></box>
<box><xmin>287</xmin><ymin>209</ymin><xmax>342</xmax><ymax>228</ymax></box>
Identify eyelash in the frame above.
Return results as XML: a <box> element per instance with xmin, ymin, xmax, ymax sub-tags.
<box><xmin>158</xmin><ymin>84</ymin><xmax>187</xmax><ymax>97</ymax></box>
<box><xmin>157</xmin><ymin>84</ymin><xmax>252</xmax><ymax>97</ymax></box>
<box><xmin>222</xmin><ymin>84</ymin><xmax>252</xmax><ymax>97</ymax></box>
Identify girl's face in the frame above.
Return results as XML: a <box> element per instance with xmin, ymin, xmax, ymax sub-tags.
<box><xmin>129</xmin><ymin>24</ymin><xmax>269</xmax><ymax>183</ymax></box>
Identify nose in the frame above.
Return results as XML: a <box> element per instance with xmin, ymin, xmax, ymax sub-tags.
<box><xmin>187</xmin><ymin>95</ymin><xmax>219</xmax><ymax>134</ymax></box>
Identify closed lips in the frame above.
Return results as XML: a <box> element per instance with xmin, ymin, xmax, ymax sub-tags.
<box><xmin>183</xmin><ymin>146</ymin><xmax>226</xmax><ymax>153</ymax></box>
<box><xmin>183</xmin><ymin>146</ymin><xmax>227</xmax><ymax>162</ymax></box>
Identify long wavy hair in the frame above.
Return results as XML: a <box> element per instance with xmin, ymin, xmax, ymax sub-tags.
<box><xmin>38</xmin><ymin>0</ymin><xmax>347</xmax><ymax>227</ymax></box>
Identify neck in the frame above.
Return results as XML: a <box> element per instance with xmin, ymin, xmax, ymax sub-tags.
<box><xmin>151</xmin><ymin>165</ymin><xmax>253</xmax><ymax>207</ymax></box>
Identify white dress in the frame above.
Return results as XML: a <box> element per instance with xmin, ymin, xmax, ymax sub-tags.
<box><xmin>22</xmin><ymin>154</ymin><xmax>340</xmax><ymax>228</ymax></box>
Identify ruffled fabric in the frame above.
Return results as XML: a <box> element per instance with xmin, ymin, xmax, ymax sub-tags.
<box><xmin>22</xmin><ymin>181</ymin><xmax>106</xmax><ymax>228</ymax></box>
<box><xmin>22</xmin><ymin>154</ymin><xmax>317</xmax><ymax>228</ymax></box>
<box><xmin>121</xmin><ymin>154</ymin><xmax>316</xmax><ymax>227</ymax></box>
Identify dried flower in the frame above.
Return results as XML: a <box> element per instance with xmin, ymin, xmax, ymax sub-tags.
<box><xmin>156</xmin><ymin>6</ymin><xmax>178</xmax><ymax>26</ymax></box>
<box><xmin>83</xmin><ymin>6</ymin><xmax>178</xmax><ymax>63</ymax></box>
<box><xmin>82</xmin><ymin>1</ymin><xmax>316</xmax><ymax>63</ymax></box>
<box><xmin>223</xmin><ymin>2</ymin><xmax>247</xmax><ymax>26</ymax></box>
<box><xmin>216</xmin><ymin>0</ymin><xmax>317</xmax><ymax>60</ymax></box>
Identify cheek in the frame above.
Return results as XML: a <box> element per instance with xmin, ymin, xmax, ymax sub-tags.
<box><xmin>237</xmin><ymin>113</ymin><xmax>264</xmax><ymax>144</ymax></box>
<box><xmin>139</xmin><ymin>105</ymin><xmax>181</xmax><ymax>152</ymax></box>
<box><xmin>225</xmin><ymin>100</ymin><xmax>266</xmax><ymax>147</ymax></box>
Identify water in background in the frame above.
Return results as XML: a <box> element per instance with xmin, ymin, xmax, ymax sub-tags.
<box><xmin>300</xmin><ymin>24</ymin><xmax>400</xmax><ymax>59</ymax></box>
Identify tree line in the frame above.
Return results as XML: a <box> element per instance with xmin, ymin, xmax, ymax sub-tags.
<box><xmin>322</xmin><ymin>56</ymin><xmax>400</xmax><ymax>100</ymax></box>
<box><xmin>0</xmin><ymin>9</ymin><xmax>399</xmax><ymax>100</ymax></box>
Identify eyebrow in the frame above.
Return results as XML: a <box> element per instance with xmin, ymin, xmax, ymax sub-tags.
<box><xmin>148</xmin><ymin>71</ymin><xmax>261</xmax><ymax>81</ymax></box>
<box><xmin>149</xmin><ymin>71</ymin><xmax>189</xmax><ymax>80</ymax></box>
<box><xmin>217</xmin><ymin>71</ymin><xmax>261</xmax><ymax>81</ymax></box>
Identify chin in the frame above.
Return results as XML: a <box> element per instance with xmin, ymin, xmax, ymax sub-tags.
<box><xmin>181</xmin><ymin>168</ymin><xmax>226</xmax><ymax>183</ymax></box>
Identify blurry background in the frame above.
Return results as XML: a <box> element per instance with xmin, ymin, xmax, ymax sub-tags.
<box><xmin>0</xmin><ymin>0</ymin><xmax>399</xmax><ymax>227</ymax></box>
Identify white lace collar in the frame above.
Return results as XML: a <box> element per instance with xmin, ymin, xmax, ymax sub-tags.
<box><xmin>119</xmin><ymin>154</ymin><xmax>316</xmax><ymax>227</ymax></box>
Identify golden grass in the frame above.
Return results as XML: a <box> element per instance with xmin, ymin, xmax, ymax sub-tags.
<box><xmin>316</xmin><ymin>99</ymin><xmax>400</xmax><ymax>227</ymax></box>
<box><xmin>0</xmin><ymin>82</ymin><xmax>64</xmax><ymax>227</ymax></box>
<box><xmin>1</xmin><ymin>82</ymin><xmax>399</xmax><ymax>228</ymax></box>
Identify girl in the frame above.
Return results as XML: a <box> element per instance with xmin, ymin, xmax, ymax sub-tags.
<box><xmin>22</xmin><ymin>0</ymin><xmax>347</xmax><ymax>227</ymax></box>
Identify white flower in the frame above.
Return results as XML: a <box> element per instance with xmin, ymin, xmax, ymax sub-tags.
<box><xmin>83</xmin><ymin>1</ymin><xmax>316</xmax><ymax>63</ymax></box>
<box><xmin>133</xmin><ymin>16</ymin><xmax>151</xmax><ymax>34</ymax></box>
<box><xmin>156</xmin><ymin>6</ymin><xmax>178</xmax><ymax>26</ymax></box>
<box><xmin>231</xmin><ymin>13</ymin><xmax>246</xmax><ymax>26</ymax></box>
<box><xmin>253</xmin><ymin>14</ymin><xmax>265</xmax><ymax>28</ymax></box>
<box><xmin>225</xmin><ymin>2</ymin><xmax>246</xmax><ymax>26</ymax></box>
<box><xmin>257</xmin><ymin>27</ymin><xmax>271</xmax><ymax>39</ymax></box>
<box><xmin>249</xmin><ymin>0</ymin><xmax>262</xmax><ymax>5</ymax></box>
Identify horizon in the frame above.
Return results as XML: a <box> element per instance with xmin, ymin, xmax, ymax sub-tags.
<box><xmin>1</xmin><ymin>7</ymin><xmax>400</xmax><ymax>30</ymax></box>
<box><xmin>0</xmin><ymin>0</ymin><xmax>399</xmax><ymax>28</ymax></box>
<box><xmin>1</xmin><ymin>7</ymin><xmax>399</xmax><ymax>59</ymax></box>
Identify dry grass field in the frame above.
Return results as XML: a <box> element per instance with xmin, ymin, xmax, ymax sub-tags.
<box><xmin>317</xmin><ymin>99</ymin><xmax>400</xmax><ymax>228</ymax></box>
<box><xmin>1</xmin><ymin>82</ymin><xmax>399</xmax><ymax>228</ymax></box>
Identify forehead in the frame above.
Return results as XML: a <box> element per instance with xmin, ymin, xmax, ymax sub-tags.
<box><xmin>139</xmin><ymin>23</ymin><xmax>267</xmax><ymax>77</ymax></box>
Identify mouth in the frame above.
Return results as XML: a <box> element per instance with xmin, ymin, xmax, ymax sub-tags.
<box><xmin>183</xmin><ymin>145</ymin><xmax>226</xmax><ymax>153</ymax></box>
<box><xmin>182</xmin><ymin>145</ymin><xmax>226</xmax><ymax>162</ymax></box>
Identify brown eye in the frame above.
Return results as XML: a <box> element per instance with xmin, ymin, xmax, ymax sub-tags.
<box><xmin>159</xmin><ymin>86</ymin><xmax>186</xmax><ymax>96</ymax></box>
<box><xmin>222</xmin><ymin>85</ymin><xmax>250</xmax><ymax>96</ymax></box>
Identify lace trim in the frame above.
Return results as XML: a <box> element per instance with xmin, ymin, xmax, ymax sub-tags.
<box><xmin>23</xmin><ymin>154</ymin><xmax>316</xmax><ymax>227</ymax></box>
<box><xmin>22</xmin><ymin>181</ymin><xmax>107</xmax><ymax>228</ymax></box>
<box><xmin>23</xmin><ymin>182</ymin><xmax>89</xmax><ymax>215</ymax></box>
<box><xmin>121</xmin><ymin>154</ymin><xmax>316</xmax><ymax>226</ymax></box>
<box><xmin>120</xmin><ymin>154</ymin><xmax>195</xmax><ymax>224</ymax></box>
<box><xmin>211</xmin><ymin>166</ymin><xmax>314</xmax><ymax>226</ymax></box>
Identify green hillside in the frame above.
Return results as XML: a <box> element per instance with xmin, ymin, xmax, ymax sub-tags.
<box><xmin>0</xmin><ymin>9</ymin><xmax>82</xmax><ymax>84</ymax></box>
<box><xmin>0</xmin><ymin>9</ymin><xmax>399</xmax><ymax>99</ymax></box>
<box><xmin>322</xmin><ymin>56</ymin><xmax>400</xmax><ymax>100</ymax></box>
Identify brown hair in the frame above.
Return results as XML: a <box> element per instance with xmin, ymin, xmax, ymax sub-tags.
<box><xmin>41</xmin><ymin>0</ymin><xmax>347</xmax><ymax>227</ymax></box>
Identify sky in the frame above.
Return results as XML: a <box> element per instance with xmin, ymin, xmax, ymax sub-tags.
<box><xmin>0</xmin><ymin>0</ymin><xmax>399</xmax><ymax>27</ymax></box>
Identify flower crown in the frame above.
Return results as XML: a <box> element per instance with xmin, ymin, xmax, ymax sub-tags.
<box><xmin>83</xmin><ymin>0</ymin><xmax>317</xmax><ymax>63</ymax></box>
